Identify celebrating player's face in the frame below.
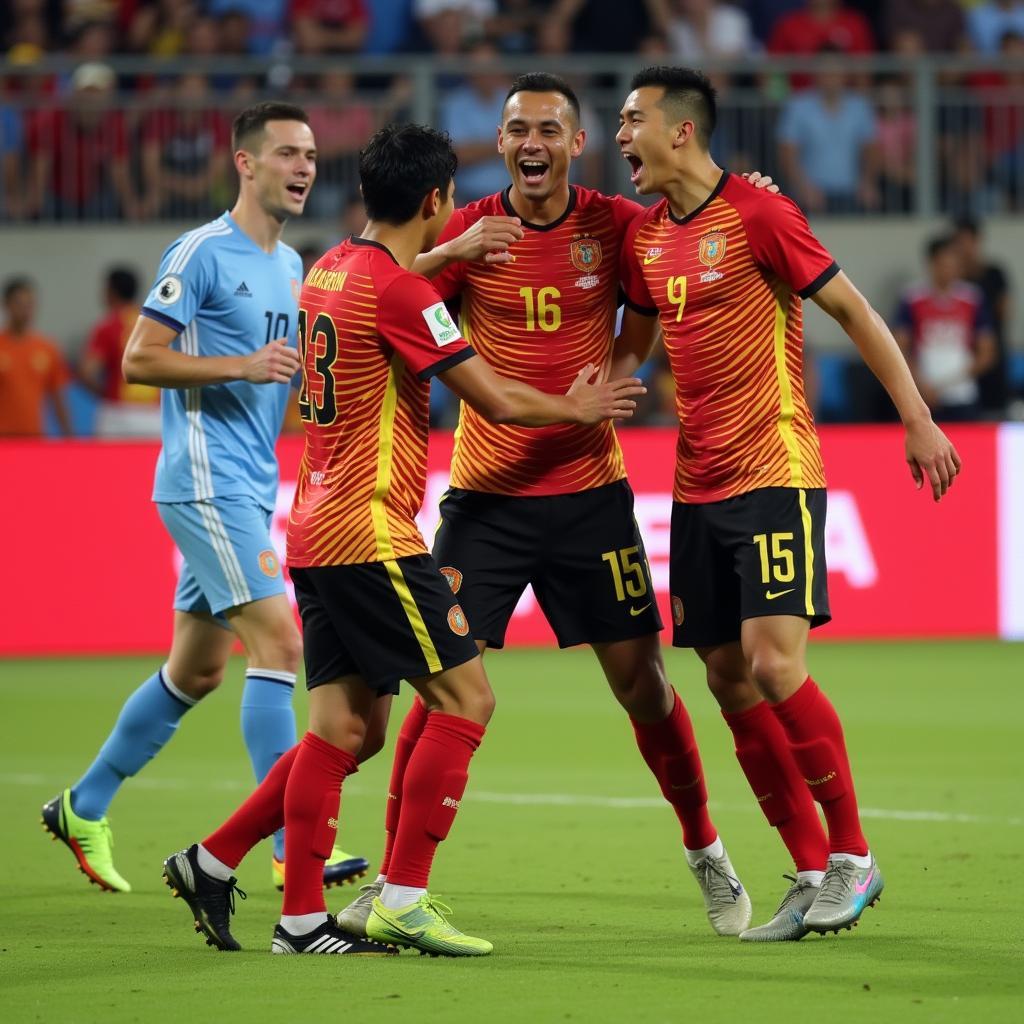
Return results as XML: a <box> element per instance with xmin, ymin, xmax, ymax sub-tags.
<box><xmin>498</xmin><ymin>91</ymin><xmax>585</xmax><ymax>201</ymax></box>
<box><xmin>248</xmin><ymin>119</ymin><xmax>318</xmax><ymax>222</ymax></box>
<box><xmin>617</xmin><ymin>87</ymin><xmax>676</xmax><ymax>196</ymax></box>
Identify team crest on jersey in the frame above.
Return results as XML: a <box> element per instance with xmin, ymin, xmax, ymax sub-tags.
<box><xmin>447</xmin><ymin>604</ymin><xmax>469</xmax><ymax>636</ymax></box>
<box><xmin>671</xmin><ymin>595</ymin><xmax>685</xmax><ymax>626</ymax></box>
<box><xmin>440</xmin><ymin>566</ymin><xmax>463</xmax><ymax>594</ymax></box>
<box><xmin>569</xmin><ymin>236</ymin><xmax>602</xmax><ymax>273</ymax></box>
<box><xmin>258</xmin><ymin>549</ymin><xmax>280</xmax><ymax>577</ymax></box>
<box><xmin>698</xmin><ymin>231</ymin><xmax>727</xmax><ymax>283</ymax></box>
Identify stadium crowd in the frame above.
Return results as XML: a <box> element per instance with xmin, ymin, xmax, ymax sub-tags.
<box><xmin>2</xmin><ymin>2</ymin><xmax>1024</xmax><ymax>219</ymax></box>
<box><xmin>0</xmin><ymin>2</ymin><xmax>1022</xmax><ymax>432</ymax></box>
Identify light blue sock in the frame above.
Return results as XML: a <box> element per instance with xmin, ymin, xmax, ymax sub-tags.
<box><xmin>240</xmin><ymin>669</ymin><xmax>297</xmax><ymax>861</ymax></box>
<box><xmin>71</xmin><ymin>666</ymin><xmax>197</xmax><ymax>821</ymax></box>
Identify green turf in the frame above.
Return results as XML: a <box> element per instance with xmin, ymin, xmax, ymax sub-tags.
<box><xmin>2</xmin><ymin>642</ymin><xmax>1022</xmax><ymax>1023</ymax></box>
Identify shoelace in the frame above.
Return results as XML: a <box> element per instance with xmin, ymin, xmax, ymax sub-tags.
<box><xmin>213</xmin><ymin>878</ymin><xmax>247</xmax><ymax>917</ymax></box>
<box><xmin>773</xmin><ymin>874</ymin><xmax>813</xmax><ymax>915</ymax></box>
<box><xmin>813</xmin><ymin>862</ymin><xmax>856</xmax><ymax>907</ymax></box>
<box><xmin>696</xmin><ymin>858</ymin><xmax>741</xmax><ymax>904</ymax></box>
<box><xmin>422</xmin><ymin>895</ymin><xmax>455</xmax><ymax>926</ymax></box>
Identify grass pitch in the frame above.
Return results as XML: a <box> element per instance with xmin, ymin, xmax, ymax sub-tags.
<box><xmin>2</xmin><ymin>641</ymin><xmax>1022</xmax><ymax>1024</ymax></box>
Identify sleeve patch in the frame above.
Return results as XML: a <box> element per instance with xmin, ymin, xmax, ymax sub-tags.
<box><xmin>421</xmin><ymin>301</ymin><xmax>462</xmax><ymax>347</ymax></box>
<box><xmin>153</xmin><ymin>274</ymin><xmax>183</xmax><ymax>305</ymax></box>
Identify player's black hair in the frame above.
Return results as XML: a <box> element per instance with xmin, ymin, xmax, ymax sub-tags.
<box><xmin>629</xmin><ymin>66</ymin><xmax>717</xmax><ymax>148</ymax></box>
<box><xmin>504</xmin><ymin>73</ymin><xmax>581</xmax><ymax>126</ymax></box>
<box><xmin>106</xmin><ymin>266</ymin><xmax>138</xmax><ymax>302</ymax></box>
<box><xmin>232</xmin><ymin>101</ymin><xmax>309</xmax><ymax>153</ymax></box>
<box><xmin>359</xmin><ymin>123</ymin><xmax>458</xmax><ymax>225</ymax></box>
<box><xmin>926</xmin><ymin>233</ymin><xmax>956</xmax><ymax>261</ymax></box>
<box><xmin>2</xmin><ymin>276</ymin><xmax>33</xmax><ymax>303</ymax></box>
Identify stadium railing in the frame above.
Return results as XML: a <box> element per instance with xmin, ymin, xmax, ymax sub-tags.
<box><xmin>2</xmin><ymin>54</ymin><xmax>1024</xmax><ymax>221</ymax></box>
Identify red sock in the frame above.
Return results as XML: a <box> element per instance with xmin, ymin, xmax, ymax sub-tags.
<box><xmin>721</xmin><ymin>702</ymin><xmax>829</xmax><ymax>872</ymax></box>
<box><xmin>631</xmin><ymin>688</ymin><xmax>718</xmax><ymax>851</ymax></box>
<box><xmin>281</xmin><ymin>732</ymin><xmax>358</xmax><ymax>916</ymax></box>
<box><xmin>379</xmin><ymin>697</ymin><xmax>429</xmax><ymax>877</ymax></box>
<box><xmin>386</xmin><ymin>713</ymin><xmax>484</xmax><ymax>888</ymax></box>
<box><xmin>203</xmin><ymin>744</ymin><xmax>298</xmax><ymax>869</ymax></box>
<box><xmin>770</xmin><ymin>677</ymin><xmax>868</xmax><ymax>856</ymax></box>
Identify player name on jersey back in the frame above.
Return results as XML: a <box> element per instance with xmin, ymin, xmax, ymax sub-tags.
<box><xmin>287</xmin><ymin>237</ymin><xmax>475</xmax><ymax>568</ymax></box>
<box><xmin>432</xmin><ymin>186</ymin><xmax>641</xmax><ymax>496</ymax></box>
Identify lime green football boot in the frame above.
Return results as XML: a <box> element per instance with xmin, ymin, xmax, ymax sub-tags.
<box><xmin>41</xmin><ymin>789</ymin><xmax>131</xmax><ymax>893</ymax></box>
<box><xmin>272</xmin><ymin>845</ymin><xmax>370</xmax><ymax>891</ymax></box>
<box><xmin>365</xmin><ymin>894</ymin><xmax>493</xmax><ymax>957</ymax></box>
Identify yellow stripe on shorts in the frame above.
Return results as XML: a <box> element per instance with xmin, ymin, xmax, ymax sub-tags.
<box><xmin>798</xmin><ymin>489</ymin><xmax>815</xmax><ymax>616</ymax></box>
<box><xmin>384</xmin><ymin>559</ymin><xmax>442</xmax><ymax>675</ymax></box>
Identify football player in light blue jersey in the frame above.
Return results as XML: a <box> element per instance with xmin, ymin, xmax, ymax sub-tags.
<box><xmin>42</xmin><ymin>102</ymin><xmax>369</xmax><ymax>894</ymax></box>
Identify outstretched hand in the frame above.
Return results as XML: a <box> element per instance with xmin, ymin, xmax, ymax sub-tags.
<box><xmin>567</xmin><ymin>363</ymin><xmax>646</xmax><ymax>424</ymax></box>
<box><xmin>905</xmin><ymin>417</ymin><xmax>962</xmax><ymax>501</ymax></box>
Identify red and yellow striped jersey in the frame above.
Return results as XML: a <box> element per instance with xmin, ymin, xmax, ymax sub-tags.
<box><xmin>620</xmin><ymin>172</ymin><xmax>837</xmax><ymax>504</ymax></box>
<box><xmin>287</xmin><ymin>237</ymin><xmax>475</xmax><ymax>567</ymax></box>
<box><xmin>432</xmin><ymin>186</ymin><xmax>641</xmax><ymax>496</ymax></box>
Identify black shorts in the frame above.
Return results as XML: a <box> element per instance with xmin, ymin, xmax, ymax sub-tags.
<box><xmin>291</xmin><ymin>555</ymin><xmax>480</xmax><ymax>693</ymax></box>
<box><xmin>670</xmin><ymin>487</ymin><xmax>830</xmax><ymax>648</ymax></box>
<box><xmin>431</xmin><ymin>480</ymin><xmax>663</xmax><ymax>649</ymax></box>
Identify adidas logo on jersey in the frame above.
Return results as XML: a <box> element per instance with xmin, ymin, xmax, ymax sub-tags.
<box><xmin>234</xmin><ymin>282</ymin><xmax>252</xmax><ymax>297</ymax></box>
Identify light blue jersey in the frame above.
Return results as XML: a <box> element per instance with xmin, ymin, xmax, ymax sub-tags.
<box><xmin>141</xmin><ymin>212</ymin><xmax>303</xmax><ymax>511</ymax></box>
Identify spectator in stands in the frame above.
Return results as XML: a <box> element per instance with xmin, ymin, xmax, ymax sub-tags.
<box><xmin>661</xmin><ymin>0</ymin><xmax>756</xmax><ymax>61</ymax></box>
<box><xmin>416</xmin><ymin>0</ymin><xmax>495</xmax><ymax>54</ymax></box>
<box><xmin>206</xmin><ymin>0</ymin><xmax>288</xmax><ymax>54</ymax></box>
<box><xmin>967</xmin><ymin>0</ymin><xmax>1024</xmax><ymax>55</ymax></box>
<box><xmin>768</xmin><ymin>0</ymin><xmax>874</xmax><ymax>89</ymax></box>
<box><xmin>875</xmin><ymin>72</ymin><xmax>916</xmax><ymax>212</ymax></box>
<box><xmin>488</xmin><ymin>0</ymin><xmax>546</xmax><ymax>53</ymax></box>
<box><xmin>439</xmin><ymin>41</ymin><xmax>509</xmax><ymax>202</ymax></box>
<box><xmin>0</xmin><ymin>95</ymin><xmax>22</xmax><ymax>219</ymax></box>
<box><xmin>539</xmin><ymin>0</ymin><xmax>660</xmax><ymax>54</ymax></box>
<box><xmin>79</xmin><ymin>266</ymin><xmax>162</xmax><ymax>437</ymax></box>
<box><xmin>980</xmin><ymin>31</ymin><xmax>1024</xmax><ymax>209</ymax></box>
<box><xmin>139</xmin><ymin>72</ymin><xmax>231</xmax><ymax>219</ymax></box>
<box><xmin>25</xmin><ymin>62</ymin><xmax>142</xmax><ymax>220</ymax></box>
<box><xmin>893</xmin><ymin>235</ymin><xmax>997</xmax><ymax>421</ymax></box>
<box><xmin>305</xmin><ymin>70</ymin><xmax>376</xmax><ymax>217</ymax></box>
<box><xmin>365</xmin><ymin>0</ymin><xmax>415</xmax><ymax>52</ymax></box>
<box><xmin>952</xmin><ymin>217</ymin><xmax>1012</xmax><ymax>416</ymax></box>
<box><xmin>127</xmin><ymin>0</ymin><xmax>200</xmax><ymax>57</ymax></box>
<box><xmin>882</xmin><ymin>0</ymin><xmax>967</xmax><ymax>52</ymax></box>
<box><xmin>777</xmin><ymin>52</ymin><xmax>880</xmax><ymax>213</ymax></box>
<box><xmin>0</xmin><ymin>276</ymin><xmax>71</xmax><ymax>436</ymax></box>
<box><xmin>292</xmin><ymin>0</ymin><xmax>368</xmax><ymax>54</ymax></box>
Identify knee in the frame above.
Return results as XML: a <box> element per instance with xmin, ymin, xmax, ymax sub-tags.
<box><xmin>357</xmin><ymin>721</ymin><xmax>388</xmax><ymax>764</ymax></box>
<box><xmin>748</xmin><ymin>646</ymin><xmax>803</xmax><ymax>702</ymax></box>
<box><xmin>439</xmin><ymin>680</ymin><xmax>495</xmax><ymax>726</ymax></box>
<box><xmin>702</xmin><ymin>653</ymin><xmax>757</xmax><ymax>713</ymax></box>
<box><xmin>607</xmin><ymin>658</ymin><xmax>671</xmax><ymax>720</ymax></box>
<box><xmin>174</xmin><ymin>665</ymin><xmax>225</xmax><ymax>700</ymax></box>
<box><xmin>250</xmin><ymin>621</ymin><xmax>303</xmax><ymax>675</ymax></box>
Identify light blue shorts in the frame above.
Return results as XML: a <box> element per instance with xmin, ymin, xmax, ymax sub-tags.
<box><xmin>157</xmin><ymin>495</ymin><xmax>286</xmax><ymax>623</ymax></box>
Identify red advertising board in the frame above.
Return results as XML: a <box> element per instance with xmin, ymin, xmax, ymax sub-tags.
<box><xmin>0</xmin><ymin>426</ymin><xmax>1000</xmax><ymax>655</ymax></box>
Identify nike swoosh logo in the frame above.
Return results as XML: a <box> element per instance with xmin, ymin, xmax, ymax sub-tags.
<box><xmin>854</xmin><ymin>869</ymin><xmax>875</xmax><ymax>895</ymax></box>
<box><xmin>629</xmin><ymin>603</ymin><xmax>652</xmax><ymax>616</ymax></box>
<box><xmin>643</xmin><ymin>255</ymin><xmax>660</xmax><ymax>265</ymax></box>
<box><xmin>765</xmin><ymin>589</ymin><xmax>795</xmax><ymax>600</ymax></box>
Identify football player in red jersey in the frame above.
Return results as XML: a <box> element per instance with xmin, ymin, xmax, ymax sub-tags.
<box><xmin>615</xmin><ymin>65</ymin><xmax>960</xmax><ymax>939</ymax></box>
<box><xmin>339</xmin><ymin>74</ymin><xmax>786</xmax><ymax>940</ymax></box>
<box><xmin>161</xmin><ymin>122</ymin><xmax>645</xmax><ymax>958</ymax></box>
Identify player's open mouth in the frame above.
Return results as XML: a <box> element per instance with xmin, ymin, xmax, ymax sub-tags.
<box><xmin>518</xmin><ymin>160</ymin><xmax>549</xmax><ymax>186</ymax></box>
<box><xmin>623</xmin><ymin>153</ymin><xmax>644</xmax><ymax>183</ymax></box>
<box><xmin>286</xmin><ymin>183</ymin><xmax>308</xmax><ymax>199</ymax></box>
